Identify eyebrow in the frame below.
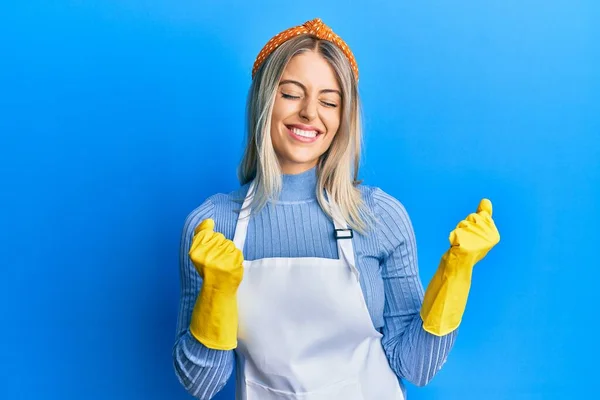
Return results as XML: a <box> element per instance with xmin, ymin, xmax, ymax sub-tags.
<box><xmin>279</xmin><ymin>79</ymin><xmax>341</xmax><ymax>96</ymax></box>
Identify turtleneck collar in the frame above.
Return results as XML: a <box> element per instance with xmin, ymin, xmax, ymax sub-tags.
<box><xmin>278</xmin><ymin>165</ymin><xmax>318</xmax><ymax>202</ymax></box>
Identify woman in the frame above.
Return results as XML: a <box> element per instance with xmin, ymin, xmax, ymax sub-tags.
<box><xmin>173</xmin><ymin>18</ymin><xmax>500</xmax><ymax>400</ymax></box>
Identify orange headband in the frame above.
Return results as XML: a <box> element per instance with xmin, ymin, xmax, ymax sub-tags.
<box><xmin>252</xmin><ymin>18</ymin><xmax>359</xmax><ymax>81</ymax></box>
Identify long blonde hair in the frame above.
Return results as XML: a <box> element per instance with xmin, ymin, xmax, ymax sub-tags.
<box><xmin>237</xmin><ymin>35</ymin><xmax>376</xmax><ymax>235</ymax></box>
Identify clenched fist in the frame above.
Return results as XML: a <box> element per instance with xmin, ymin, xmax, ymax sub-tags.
<box><xmin>449</xmin><ymin>199</ymin><xmax>500</xmax><ymax>264</ymax></box>
<box><xmin>189</xmin><ymin>218</ymin><xmax>244</xmax><ymax>293</ymax></box>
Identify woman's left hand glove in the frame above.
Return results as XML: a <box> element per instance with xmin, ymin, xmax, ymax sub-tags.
<box><xmin>420</xmin><ymin>199</ymin><xmax>500</xmax><ymax>336</ymax></box>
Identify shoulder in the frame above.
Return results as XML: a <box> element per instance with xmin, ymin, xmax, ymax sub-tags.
<box><xmin>357</xmin><ymin>184</ymin><xmax>412</xmax><ymax>225</ymax></box>
<box><xmin>182</xmin><ymin>183</ymin><xmax>252</xmax><ymax>237</ymax></box>
<box><xmin>356</xmin><ymin>183</ymin><xmax>416</xmax><ymax>253</ymax></box>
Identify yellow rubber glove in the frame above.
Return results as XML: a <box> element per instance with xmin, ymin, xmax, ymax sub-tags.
<box><xmin>420</xmin><ymin>199</ymin><xmax>500</xmax><ymax>336</ymax></box>
<box><xmin>188</xmin><ymin>218</ymin><xmax>244</xmax><ymax>350</ymax></box>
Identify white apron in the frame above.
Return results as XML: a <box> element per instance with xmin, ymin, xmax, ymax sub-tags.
<box><xmin>233</xmin><ymin>181</ymin><xmax>405</xmax><ymax>400</ymax></box>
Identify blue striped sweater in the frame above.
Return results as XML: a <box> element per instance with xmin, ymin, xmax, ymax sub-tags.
<box><xmin>173</xmin><ymin>166</ymin><xmax>457</xmax><ymax>399</ymax></box>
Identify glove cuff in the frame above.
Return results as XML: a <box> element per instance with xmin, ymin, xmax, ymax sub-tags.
<box><xmin>189</xmin><ymin>285</ymin><xmax>238</xmax><ymax>350</ymax></box>
<box><xmin>420</xmin><ymin>248</ymin><xmax>475</xmax><ymax>336</ymax></box>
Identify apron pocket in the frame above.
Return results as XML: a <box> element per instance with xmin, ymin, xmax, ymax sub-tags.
<box><xmin>245</xmin><ymin>378</ymin><xmax>364</xmax><ymax>400</ymax></box>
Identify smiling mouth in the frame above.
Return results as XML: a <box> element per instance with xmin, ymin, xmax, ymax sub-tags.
<box><xmin>285</xmin><ymin>125</ymin><xmax>322</xmax><ymax>139</ymax></box>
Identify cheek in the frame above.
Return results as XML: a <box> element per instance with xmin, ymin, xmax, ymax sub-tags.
<box><xmin>270</xmin><ymin>100</ymin><xmax>283</xmax><ymax>123</ymax></box>
<box><xmin>323</xmin><ymin>110</ymin><xmax>342</xmax><ymax>134</ymax></box>
<box><xmin>271</xmin><ymin>98</ymin><xmax>297</xmax><ymax>123</ymax></box>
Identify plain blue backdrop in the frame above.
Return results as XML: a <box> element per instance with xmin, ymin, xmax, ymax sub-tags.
<box><xmin>1</xmin><ymin>1</ymin><xmax>598</xmax><ymax>399</ymax></box>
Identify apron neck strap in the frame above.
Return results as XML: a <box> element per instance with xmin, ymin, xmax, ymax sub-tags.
<box><xmin>233</xmin><ymin>181</ymin><xmax>255</xmax><ymax>251</ymax></box>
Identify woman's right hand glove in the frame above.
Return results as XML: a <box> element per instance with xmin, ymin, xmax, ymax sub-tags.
<box><xmin>188</xmin><ymin>218</ymin><xmax>244</xmax><ymax>350</ymax></box>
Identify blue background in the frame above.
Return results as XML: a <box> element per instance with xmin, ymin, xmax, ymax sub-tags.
<box><xmin>1</xmin><ymin>1</ymin><xmax>598</xmax><ymax>399</ymax></box>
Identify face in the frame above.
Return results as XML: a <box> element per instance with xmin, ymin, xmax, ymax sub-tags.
<box><xmin>270</xmin><ymin>50</ymin><xmax>342</xmax><ymax>175</ymax></box>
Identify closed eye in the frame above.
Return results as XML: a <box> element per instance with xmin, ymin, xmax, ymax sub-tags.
<box><xmin>282</xmin><ymin>92</ymin><xmax>337</xmax><ymax>108</ymax></box>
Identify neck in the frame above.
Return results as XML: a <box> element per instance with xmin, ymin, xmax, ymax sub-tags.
<box><xmin>278</xmin><ymin>165</ymin><xmax>318</xmax><ymax>202</ymax></box>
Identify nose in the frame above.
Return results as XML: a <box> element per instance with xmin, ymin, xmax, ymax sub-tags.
<box><xmin>299</xmin><ymin>96</ymin><xmax>317</xmax><ymax>121</ymax></box>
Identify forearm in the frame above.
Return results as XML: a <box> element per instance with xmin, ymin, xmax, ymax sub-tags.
<box><xmin>172</xmin><ymin>331</ymin><xmax>234</xmax><ymax>399</ymax></box>
<box><xmin>383</xmin><ymin>315</ymin><xmax>458</xmax><ymax>386</ymax></box>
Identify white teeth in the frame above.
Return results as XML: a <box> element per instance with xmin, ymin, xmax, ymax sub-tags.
<box><xmin>291</xmin><ymin>127</ymin><xmax>318</xmax><ymax>138</ymax></box>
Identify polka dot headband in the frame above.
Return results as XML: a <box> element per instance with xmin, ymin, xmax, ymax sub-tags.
<box><xmin>252</xmin><ymin>18</ymin><xmax>359</xmax><ymax>81</ymax></box>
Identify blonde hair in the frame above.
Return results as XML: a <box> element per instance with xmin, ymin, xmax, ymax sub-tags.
<box><xmin>237</xmin><ymin>34</ymin><xmax>376</xmax><ymax>235</ymax></box>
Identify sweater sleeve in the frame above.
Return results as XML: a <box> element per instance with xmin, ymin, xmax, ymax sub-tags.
<box><xmin>172</xmin><ymin>197</ymin><xmax>234</xmax><ymax>399</ymax></box>
<box><xmin>372</xmin><ymin>188</ymin><xmax>458</xmax><ymax>387</ymax></box>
